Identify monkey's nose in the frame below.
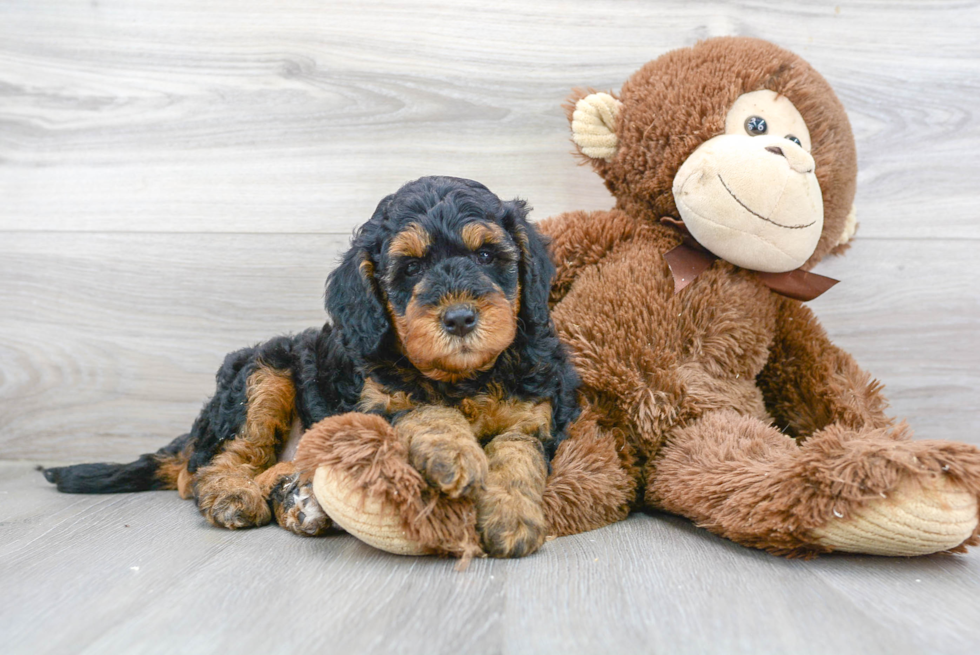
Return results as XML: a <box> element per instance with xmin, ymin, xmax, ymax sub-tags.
<box><xmin>442</xmin><ymin>305</ymin><xmax>478</xmax><ymax>337</ymax></box>
<box><xmin>763</xmin><ymin>140</ymin><xmax>814</xmax><ymax>174</ymax></box>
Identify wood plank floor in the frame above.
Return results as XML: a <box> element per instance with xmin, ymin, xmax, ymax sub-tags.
<box><xmin>2</xmin><ymin>1</ymin><xmax>979</xmax><ymax>653</ymax></box>
<box><xmin>3</xmin><ymin>462</ymin><xmax>980</xmax><ymax>655</ymax></box>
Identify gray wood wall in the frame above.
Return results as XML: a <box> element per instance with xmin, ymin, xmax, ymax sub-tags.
<box><xmin>2</xmin><ymin>0</ymin><xmax>978</xmax><ymax>463</ymax></box>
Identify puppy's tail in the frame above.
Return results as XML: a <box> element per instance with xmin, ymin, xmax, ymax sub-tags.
<box><xmin>42</xmin><ymin>433</ymin><xmax>192</xmax><ymax>494</ymax></box>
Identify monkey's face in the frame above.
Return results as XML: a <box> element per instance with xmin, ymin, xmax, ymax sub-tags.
<box><xmin>672</xmin><ymin>90</ymin><xmax>823</xmax><ymax>273</ymax></box>
<box><xmin>383</xmin><ymin>219</ymin><xmax>520</xmax><ymax>383</ymax></box>
<box><xmin>568</xmin><ymin>38</ymin><xmax>859</xmax><ymax>271</ymax></box>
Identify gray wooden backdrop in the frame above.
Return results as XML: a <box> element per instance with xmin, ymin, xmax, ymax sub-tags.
<box><xmin>3</xmin><ymin>2</ymin><xmax>980</xmax><ymax>655</ymax></box>
<box><xmin>2</xmin><ymin>1</ymin><xmax>978</xmax><ymax>462</ymax></box>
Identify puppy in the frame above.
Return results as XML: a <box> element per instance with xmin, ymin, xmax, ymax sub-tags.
<box><xmin>43</xmin><ymin>176</ymin><xmax>579</xmax><ymax>557</ymax></box>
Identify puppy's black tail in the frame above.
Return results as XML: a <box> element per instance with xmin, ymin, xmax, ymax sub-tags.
<box><xmin>42</xmin><ymin>433</ymin><xmax>192</xmax><ymax>494</ymax></box>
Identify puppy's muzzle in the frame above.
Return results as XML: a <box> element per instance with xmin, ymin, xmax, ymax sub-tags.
<box><xmin>441</xmin><ymin>304</ymin><xmax>478</xmax><ymax>337</ymax></box>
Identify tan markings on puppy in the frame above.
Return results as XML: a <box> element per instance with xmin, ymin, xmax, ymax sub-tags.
<box><xmin>458</xmin><ymin>385</ymin><xmax>552</xmax><ymax>443</ymax></box>
<box><xmin>389</xmin><ymin>222</ymin><xmax>432</xmax><ymax>259</ymax></box>
<box><xmin>359</xmin><ymin>255</ymin><xmax>376</xmax><ymax>283</ymax></box>
<box><xmin>392</xmin><ymin>290</ymin><xmax>517</xmax><ymax>383</ymax></box>
<box><xmin>396</xmin><ymin>405</ymin><xmax>488</xmax><ymax>499</ymax></box>
<box><xmin>155</xmin><ymin>445</ymin><xmax>194</xmax><ymax>500</ymax></box>
<box><xmin>461</xmin><ymin>221</ymin><xmax>506</xmax><ymax>251</ymax></box>
<box><xmin>176</xmin><ymin>467</ymin><xmax>194</xmax><ymax>500</ymax></box>
<box><xmin>254</xmin><ymin>461</ymin><xmax>297</xmax><ymax>496</ymax></box>
<box><xmin>358</xmin><ymin>378</ymin><xmax>418</xmax><ymax>414</ymax></box>
<box><xmin>194</xmin><ymin>365</ymin><xmax>296</xmax><ymax>529</ymax></box>
<box><xmin>477</xmin><ymin>433</ymin><xmax>549</xmax><ymax>557</ymax></box>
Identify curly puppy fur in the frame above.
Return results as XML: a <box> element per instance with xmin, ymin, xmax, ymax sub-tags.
<box><xmin>44</xmin><ymin>176</ymin><xmax>579</xmax><ymax>556</ymax></box>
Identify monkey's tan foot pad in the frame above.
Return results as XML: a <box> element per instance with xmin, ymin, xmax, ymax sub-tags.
<box><xmin>812</xmin><ymin>477</ymin><xmax>978</xmax><ymax>556</ymax></box>
<box><xmin>311</xmin><ymin>465</ymin><xmax>426</xmax><ymax>556</ymax></box>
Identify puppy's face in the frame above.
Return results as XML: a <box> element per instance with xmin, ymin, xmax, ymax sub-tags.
<box><xmin>381</xmin><ymin>217</ymin><xmax>520</xmax><ymax>383</ymax></box>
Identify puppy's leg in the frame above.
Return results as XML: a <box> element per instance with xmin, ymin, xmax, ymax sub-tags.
<box><xmin>397</xmin><ymin>406</ymin><xmax>487</xmax><ymax>499</ymax></box>
<box><xmin>256</xmin><ymin>462</ymin><xmax>333</xmax><ymax>537</ymax></box>
<box><xmin>194</xmin><ymin>366</ymin><xmax>295</xmax><ymax>529</ymax></box>
<box><xmin>477</xmin><ymin>432</ymin><xmax>548</xmax><ymax>558</ymax></box>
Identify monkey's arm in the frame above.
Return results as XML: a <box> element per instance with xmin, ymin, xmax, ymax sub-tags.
<box><xmin>537</xmin><ymin>209</ymin><xmax>655</xmax><ymax>305</ymax></box>
<box><xmin>756</xmin><ymin>296</ymin><xmax>893</xmax><ymax>438</ymax></box>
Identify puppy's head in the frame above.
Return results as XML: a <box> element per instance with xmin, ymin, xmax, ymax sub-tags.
<box><xmin>327</xmin><ymin>176</ymin><xmax>552</xmax><ymax>383</ymax></box>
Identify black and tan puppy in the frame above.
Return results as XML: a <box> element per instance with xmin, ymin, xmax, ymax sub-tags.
<box><xmin>44</xmin><ymin>176</ymin><xmax>579</xmax><ymax>557</ymax></box>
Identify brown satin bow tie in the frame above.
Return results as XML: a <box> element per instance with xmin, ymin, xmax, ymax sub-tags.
<box><xmin>663</xmin><ymin>241</ymin><xmax>838</xmax><ymax>302</ymax></box>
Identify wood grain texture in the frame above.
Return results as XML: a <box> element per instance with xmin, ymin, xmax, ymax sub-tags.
<box><xmin>1</xmin><ymin>1</ymin><xmax>979</xmax><ymax>236</ymax></box>
<box><xmin>1</xmin><ymin>462</ymin><xmax>979</xmax><ymax>655</ymax></box>
<box><xmin>1</xmin><ymin>234</ymin><xmax>975</xmax><ymax>461</ymax></box>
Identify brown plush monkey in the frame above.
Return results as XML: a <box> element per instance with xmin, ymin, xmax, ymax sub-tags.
<box><xmin>538</xmin><ymin>36</ymin><xmax>980</xmax><ymax>556</ymax></box>
<box><xmin>302</xmin><ymin>37</ymin><xmax>980</xmax><ymax>558</ymax></box>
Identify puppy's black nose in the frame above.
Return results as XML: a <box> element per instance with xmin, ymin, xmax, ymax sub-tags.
<box><xmin>442</xmin><ymin>305</ymin><xmax>478</xmax><ymax>337</ymax></box>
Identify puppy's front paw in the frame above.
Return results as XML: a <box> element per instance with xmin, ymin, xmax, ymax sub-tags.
<box><xmin>409</xmin><ymin>435</ymin><xmax>488</xmax><ymax>499</ymax></box>
<box><xmin>271</xmin><ymin>475</ymin><xmax>334</xmax><ymax>537</ymax></box>
<box><xmin>194</xmin><ymin>472</ymin><xmax>272</xmax><ymax>530</ymax></box>
<box><xmin>477</xmin><ymin>490</ymin><xmax>547</xmax><ymax>558</ymax></box>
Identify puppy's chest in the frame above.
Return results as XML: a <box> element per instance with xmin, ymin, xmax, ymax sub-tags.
<box><xmin>358</xmin><ymin>379</ymin><xmax>551</xmax><ymax>442</ymax></box>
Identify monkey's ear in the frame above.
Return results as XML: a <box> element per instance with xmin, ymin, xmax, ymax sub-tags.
<box><xmin>830</xmin><ymin>204</ymin><xmax>858</xmax><ymax>255</ymax></box>
<box><xmin>325</xmin><ymin>198</ymin><xmax>392</xmax><ymax>359</ymax></box>
<box><xmin>503</xmin><ymin>199</ymin><xmax>554</xmax><ymax>329</ymax></box>
<box><xmin>569</xmin><ymin>91</ymin><xmax>622</xmax><ymax>162</ymax></box>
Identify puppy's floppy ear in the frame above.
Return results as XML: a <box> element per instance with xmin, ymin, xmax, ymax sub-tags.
<box><xmin>326</xmin><ymin>196</ymin><xmax>391</xmax><ymax>358</ymax></box>
<box><xmin>502</xmin><ymin>199</ymin><xmax>554</xmax><ymax>328</ymax></box>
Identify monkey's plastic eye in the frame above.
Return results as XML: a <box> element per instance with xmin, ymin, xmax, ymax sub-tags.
<box><xmin>404</xmin><ymin>260</ymin><xmax>422</xmax><ymax>277</ymax></box>
<box><xmin>745</xmin><ymin>116</ymin><xmax>767</xmax><ymax>135</ymax></box>
<box><xmin>476</xmin><ymin>248</ymin><xmax>495</xmax><ymax>264</ymax></box>
<box><xmin>786</xmin><ymin>135</ymin><xmax>802</xmax><ymax>146</ymax></box>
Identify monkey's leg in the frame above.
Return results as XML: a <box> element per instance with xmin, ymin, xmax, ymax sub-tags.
<box><xmin>647</xmin><ymin>409</ymin><xmax>980</xmax><ymax>556</ymax></box>
<box><xmin>542</xmin><ymin>407</ymin><xmax>638</xmax><ymax>538</ymax></box>
<box><xmin>476</xmin><ymin>432</ymin><xmax>549</xmax><ymax>558</ymax></box>
<box><xmin>193</xmin><ymin>366</ymin><xmax>296</xmax><ymax>529</ymax></box>
<box><xmin>294</xmin><ymin>412</ymin><xmax>482</xmax><ymax>558</ymax></box>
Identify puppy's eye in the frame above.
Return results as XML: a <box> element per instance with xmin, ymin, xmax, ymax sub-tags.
<box><xmin>786</xmin><ymin>135</ymin><xmax>802</xmax><ymax>147</ymax></box>
<box><xmin>476</xmin><ymin>248</ymin><xmax>495</xmax><ymax>264</ymax></box>
<box><xmin>744</xmin><ymin>116</ymin><xmax>767</xmax><ymax>136</ymax></box>
<box><xmin>403</xmin><ymin>260</ymin><xmax>422</xmax><ymax>277</ymax></box>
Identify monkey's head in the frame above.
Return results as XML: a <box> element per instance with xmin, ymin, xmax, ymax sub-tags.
<box><xmin>569</xmin><ymin>37</ymin><xmax>857</xmax><ymax>273</ymax></box>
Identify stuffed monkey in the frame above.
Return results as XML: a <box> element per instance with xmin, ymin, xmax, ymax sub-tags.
<box><xmin>538</xmin><ymin>36</ymin><xmax>980</xmax><ymax>556</ymax></box>
<box><xmin>301</xmin><ymin>37</ymin><xmax>980</xmax><ymax>558</ymax></box>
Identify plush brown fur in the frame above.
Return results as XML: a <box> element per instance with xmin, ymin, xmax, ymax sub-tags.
<box><xmin>294</xmin><ymin>412</ymin><xmax>482</xmax><ymax>561</ymax></box>
<box><xmin>531</xmin><ymin>37</ymin><xmax>980</xmax><ymax>555</ymax></box>
<box><xmin>299</xmin><ymin>389</ymin><xmax>562</xmax><ymax>557</ymax></box>
<box><xmin>542</xmin><ymin>408</ymin><xmax>637</xmax><ymax>537</ymax></box>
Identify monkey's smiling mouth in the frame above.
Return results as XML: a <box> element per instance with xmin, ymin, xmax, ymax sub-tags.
<box><xmin>718</xmin><ymin>175</ymin><xmax>816</xmax><ymax>230</ymax></box>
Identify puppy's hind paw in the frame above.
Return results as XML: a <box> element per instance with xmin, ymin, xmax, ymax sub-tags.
<box><xmin>271</xmin><ymin>475</ymin><xmax>334</xmax><ymax>537</ymax></box>
<box><xmin>194</xmin><ymin>472</ymin><xmax>272</xmax><ymax>530</ymax></box>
